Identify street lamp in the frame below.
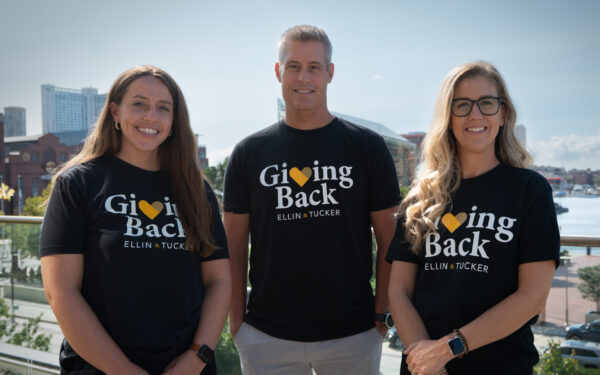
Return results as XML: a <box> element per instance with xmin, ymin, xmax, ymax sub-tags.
<box><xmin>560</xmin><ymin>255</ymin><xmax>571</xmax><ymax>326</ymax></box>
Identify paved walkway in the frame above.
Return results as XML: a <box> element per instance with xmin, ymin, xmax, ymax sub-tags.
<box><xmin>543</xmin><ymin>254</ymin><xmax>600</xmax><ymax>326</ymax></box>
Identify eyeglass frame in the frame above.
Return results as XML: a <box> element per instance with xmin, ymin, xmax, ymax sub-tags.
<box><xmin>450</xmin><ymin>96</ymin><xmax>504</xmax><ymax>117</ymax></box>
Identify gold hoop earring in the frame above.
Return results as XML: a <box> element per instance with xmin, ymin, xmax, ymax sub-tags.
<box><xmin>114</xmin><ymin>122</ymin><xmax>121</xmax><ymax>131</ymax></box>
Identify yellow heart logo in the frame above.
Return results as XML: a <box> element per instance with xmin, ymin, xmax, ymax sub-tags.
<box><xmin>138</xmin><ymin>200</ymin><xmax>164</xmax><ymax>220</ymax></box>
<box><xmin>441</xmin><ymin>212</ymin><xmax>467</xmax><ymax>233</ymax></box>
<box><xmin>289</xmin><ymin>167</ymin><xmax>312</xmax><ymax>187</ymax></box>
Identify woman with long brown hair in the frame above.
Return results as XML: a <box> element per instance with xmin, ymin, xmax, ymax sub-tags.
<box><xmin>40</xmin><ymin>65</ymin><xmax>231</xmax><ymax>374</ymax></box>
<box><xmin>388</xmin><ymin>61</ymin><xmax>559</xmax><ymax>375</ymax></box>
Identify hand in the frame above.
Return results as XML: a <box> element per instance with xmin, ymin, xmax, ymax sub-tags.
<box><xmin>230</xmin><ymin>317</ymin><xmax>243</xmax><ymax>339</ymax></box>
<box><xmin>404</xmin><ymin>338</ymin><xmax>453</xmax><ymax>375</ymax></box>
<box><xmin>162</xmin><ymin>350</ymin><xmax>205</xmax><ymax>375</ymax></box>
<box><xmin>375</xmin><ymin>321</ymin><xmax>388</xmax><ymax>337</ymax></box>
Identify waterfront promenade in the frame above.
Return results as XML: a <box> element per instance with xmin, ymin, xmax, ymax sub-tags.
<box><xmin>544</xmin><ymin>254</ymin><xmax>600</xmax><ymax>326</ymax></box>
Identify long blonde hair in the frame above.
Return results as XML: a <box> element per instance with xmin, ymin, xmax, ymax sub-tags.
<box><xmin>52</xmin><ymin>65</ymin><xmax>217</xmax><ymax>257</ymax></box>
<box><xmin>402</xmin><ymin>61</ymin><xmax>533</xmax><ymax>253</ymax></box>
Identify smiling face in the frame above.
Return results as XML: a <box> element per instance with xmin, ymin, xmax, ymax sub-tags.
<box><xmin>451</xmin><ymin>75</ymin><xmax>506</xmax><ymax>164</ymax></box>
<box><xmin>275</xmin><ymin>40</ymin><xmax>334</xmax><ymax>121</ymax></box>
<box><xmin>110</xmin><ymin>75</ymin><xmax>174</xmax><ymax>169</ymax></box>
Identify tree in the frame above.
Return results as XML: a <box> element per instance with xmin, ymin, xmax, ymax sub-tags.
<box><xmin>0</xmin><ymin>298</ymin><xmax>51</xmax><ymax>351</ymax></box>
<box><xmin>535</xmin><ymin>340</ymin><xmax>580</xmax><ymax>375</ymax></box>
<box><xmin>214</xmin><ymin>319</ymin><xmax>241</xmax><ymax>375</ymax></box>
<box><xmin>578</xmin><ymin>265</ymin><xmax>600</xmax><ymax>311</ymax></box>
<box><xmin>203</xmin><ymin>157</ymin><xmax>229</xmax><ymax>195</ymax></box>
<box><xmin>22</xmin><ymin>183</ymin><xmax>52</xmax><ymax>217</ymax></box>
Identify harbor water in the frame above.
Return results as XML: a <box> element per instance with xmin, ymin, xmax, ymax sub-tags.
<box><xmin>554</xmin><ymin>196</ymin><xmax>600</xmax><ymax>254</ymax></box>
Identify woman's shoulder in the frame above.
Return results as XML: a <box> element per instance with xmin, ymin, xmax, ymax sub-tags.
<box><xmin>500</xmin><ymin>164</ymin><xmax>552</xmax><ymax>195</ymax></box>
<box><xmin>55</xmin><ymin>156</ymin><xmax>111</xmax><ymax>188</ymax></box>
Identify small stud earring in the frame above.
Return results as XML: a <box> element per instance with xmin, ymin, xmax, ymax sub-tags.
<box><xmin>114</xmin><ymin>122</ymin><xmax>121</xmax><ymax>131</ymax></box>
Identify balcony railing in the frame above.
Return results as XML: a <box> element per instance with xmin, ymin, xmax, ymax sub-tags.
<box><xmin>0</xmin><ymin>215</ymin><xmax>596</xmax><ymax>375</ymax></box>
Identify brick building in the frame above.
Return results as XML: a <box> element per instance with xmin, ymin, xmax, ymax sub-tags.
<box><xmin>3</xmin><ymin>134</ymin><xmax>77</xmax><ymax>213</ymax></box>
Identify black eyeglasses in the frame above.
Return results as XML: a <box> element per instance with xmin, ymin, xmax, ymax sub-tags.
<box><xmin>451</xmin><ymin>97</ymin><xmax>503</xmax><ymax>117</ymax></box>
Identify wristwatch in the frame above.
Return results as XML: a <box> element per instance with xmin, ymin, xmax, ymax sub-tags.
<box><xmin>447</xmin><ymin>329</ymin><xmax>469</xmax><ymax>358</ymax></box>
<box><xmin>190</xmin><ymin>343</ymin><xmax>214</xmax><ymax>364</ymax></box>
<box><xmin>374</xmin><ymin>313</ymin><xmax>394</xmax><ymax>328</ymax></box>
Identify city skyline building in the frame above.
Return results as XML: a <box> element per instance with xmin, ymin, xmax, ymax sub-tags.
<box><xmin>3</xmin><ymin>107</ymin><xmax>26</xmax><ymax>137</ymax></box>
<box><xmin>41</xmin><ymin>84</ymin><xmax>107</xmax><ymax>134</ymax></box>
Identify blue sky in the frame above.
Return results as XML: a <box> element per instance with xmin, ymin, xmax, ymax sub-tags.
<box><xmin>1</xmin><ymin>0</ymin><xmax>599</xmax><ymax>169</ymax></box>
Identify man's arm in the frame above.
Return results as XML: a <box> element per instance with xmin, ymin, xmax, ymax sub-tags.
<box><xmin>223</xmin><ymin>212</ymin><xmax>250</xmax><ymax>338</ymax></box>
<box><xmin>370</xmin><ymin>205</ymin><xmax>399</xmax><ymax>336</ymax></box>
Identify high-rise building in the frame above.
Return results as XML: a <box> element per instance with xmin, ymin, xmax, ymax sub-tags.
<box><xmin>3</xmin><ymin>107</ymin><xmax>26</xmax><ymax>136</ymax></box>
<box><xmin>41</xmin><ymin>84</ymin><xmax>107</xmax><ymax>134</ymax></box>
<box><xmin>515</xmin><ymin>124</ymin><xmax>526</xmax><ymax>149</ymax></box>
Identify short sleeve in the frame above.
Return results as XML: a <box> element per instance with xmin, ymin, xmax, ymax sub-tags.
<box><xmin>517</xmin><ymin>175</ymin><xmax>560</xmax><ymax>267</ymax></box>
<box><xmin>368</xmin><ymin>135</ymin><xmax>401</xmax><ymax>212</ymax></box>
<box><xmin>202</xmin><ymin>182</ymin><xmax>230</xmax><ymax>261</ymax></box>
<box><xmin>386</xmin><ymin>217</ymin><xmax>420</xmax><ymax>264</ymax></box>
<box><xmin>40</xmin><ymin>173</ymin><xmax>87</xmax><ymax>256</ymax></box>
<box><xmin>223</xmin><ymin>143</ymin><xmax>249</xmax><ymax>213</ymax></box>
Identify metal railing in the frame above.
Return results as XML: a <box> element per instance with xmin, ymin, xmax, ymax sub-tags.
<box><xmin>0</xmin><ymin>215</ymin><xmax>596</xmax><ymax>374</ymax></box>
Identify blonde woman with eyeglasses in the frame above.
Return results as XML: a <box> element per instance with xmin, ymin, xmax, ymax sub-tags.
<box><xmin>387</xmin><ymin>61</ymin><xmax>559</xmax><ymax>375</ymax></box>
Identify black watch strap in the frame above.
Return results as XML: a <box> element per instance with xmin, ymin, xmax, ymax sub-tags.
<box><xmin>190</xmin><ymin>343</ymin><xmax>214</xmax><ymax>364</ymax></box>
<box><xmin>374</xmin><ymin>313</ymin><xmax>394</xmax><ymax>328</ymax></box>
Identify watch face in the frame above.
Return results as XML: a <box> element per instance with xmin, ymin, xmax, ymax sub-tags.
<box><xmin>448</xmin><ymin>336</ymin><xmax>466</xmax><ymax>355</ymax></box>
<box><xmin>197</xmin><ymin>345</ymin><xmax>215</xmax><ymax>364</ymax></box>
<box><xmin>385</xmin><ymin>314</ymin><xmax>394</xmax><ymax>328</ymax></box>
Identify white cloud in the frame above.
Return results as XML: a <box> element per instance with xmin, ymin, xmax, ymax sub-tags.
<box><xmin>372</xmin><ymin>74</ymin><xmax>383</xmax><ymax>80</ymax></box>
<box><xmin>530</xmin><ymin>133</ymin><xmax>600</xmax><ymax>169</ymax></box>
<box><xmin>207</xmin><ymin>147</ymin><xmax>233</xmax><ymax>166</ymax></box>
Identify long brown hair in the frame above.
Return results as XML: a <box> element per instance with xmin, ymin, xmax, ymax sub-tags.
<box><xmin>53</xmin><ymin>65</ymin><xmax>217</xmax><ymax>256</ymax></box>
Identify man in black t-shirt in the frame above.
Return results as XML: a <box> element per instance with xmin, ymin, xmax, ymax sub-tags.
<box><xmin>223</xmin><ymin>25</ymin><xmax>400</xmax><ymax>374</ymax></box>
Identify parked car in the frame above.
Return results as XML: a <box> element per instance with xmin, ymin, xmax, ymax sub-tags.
<box><xmin>566</xmin><ymin>319</ymin><xmax>600</xmax><ymax>342</ymax></box>
<box><xmin>560</xmin><ymin>340</ymin><xmax>600</xmax><ymax>368</ymax></box>
<box><xmin>384</xmin><ymin>327</ymin><xmax>404</xmax><ymax>350</ymax></box>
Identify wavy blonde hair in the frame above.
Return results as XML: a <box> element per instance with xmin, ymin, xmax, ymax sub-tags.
<box><xmin>402</xmin><ymin>61</ymin><xmax>533</xmax><ymax>253</ymax></box>
<box><xmin>52</xmin><ymin>65</ymin><xmax>217</xmax><ymax>257</ymax></box>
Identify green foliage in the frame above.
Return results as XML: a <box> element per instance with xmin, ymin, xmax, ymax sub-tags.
<box><xmin>215</xmin><ymin>319</ymin><xmax>241</xmax><ymax>375</ymax></box>
<box><xmin>399</xmin><ymin>186</ymin><xmax>410</xmax><ymax>198</ymax></box>
<box><xmin>535</xmin><ymin>340</ymin><xmax>581</xmax><ymax>375</ymax></box>
<box><xmin>6</xmin><ymin>314</ymin><xmax>51</xmax><ymax>351</ymax></box>
<box><xmin>578</xmin><ymin>265</ymin><xmax>600</xmax><ymax>311</ymax></box>
<box><xmin>204</xmin><ymin>157</ymin><xmax>229</xmax><ymax>195</ymax></box>
<box><xmin>22</xmin><ymin>183</ymin><xmax>52</xmax><ymax>217</ymax></box>
<box><xmin>0</xmin><ymin>298</ymin><xmax>51</xmax><ymax>351</ymax></box>
<box><xmin>5</xmin><ymin>223</ymin><xmax>41</xmax><ymax>260</ymax></box>
<box><xmin>581</xmin><ymin>368</ymin><xmax>600</xmax><ymax>375</ymax></box>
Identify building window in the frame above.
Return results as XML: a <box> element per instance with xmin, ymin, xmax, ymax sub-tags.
<box><xmin>43</xmin><ymin>148</ymin><xmax>56</xmax><ymax>163</ymax></box>
<box><xmin>32</xmin><ymin>178</ymin><xmax>39</xmax><ymax>197</ymax></box>
<box><xmin>60</xmin><ymin>153</ymin><xmax>68</xmax><ymax>162</ymax></box>
<box><xmin>31</xmin><ymin>152</ymin><xmax>39</xmax><ymax>163</ymax></box>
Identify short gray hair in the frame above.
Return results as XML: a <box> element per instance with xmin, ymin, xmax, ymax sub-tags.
<box><xmin>278</xmin><ymin>25</ymin><xmax>332</xmax><ymax>65</ymax></box>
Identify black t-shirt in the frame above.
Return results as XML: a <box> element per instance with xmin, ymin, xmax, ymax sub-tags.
<box><xmin>40</xmin><ymin>156</ymin><xmax>228</xmax><ymax>375</ymax></box>
<box><xmin>386</xmin><ymin>164</ymin><xmax>560</xmax><ymax>374</ymax></box>
<box><xmin>223</xmin><ymin>118</ymin><xmax>400</xmax><ymax>341</ymax></box>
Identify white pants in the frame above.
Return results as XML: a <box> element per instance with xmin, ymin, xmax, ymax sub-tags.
<box><xmin>234</xmin><ymin>323</ymin><xmax>383</xmax><ymax>375</ymax></box>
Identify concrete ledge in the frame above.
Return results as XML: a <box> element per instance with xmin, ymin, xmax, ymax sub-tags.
<box><xmin>0</xmin><ymin>285</ymin><xmax>47</xmax><ymax>304</ymax></box>
<box><xmin>0</xmin><ymin>342</ymin><xmax>59</xmax><ymax>374</ymax></box>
